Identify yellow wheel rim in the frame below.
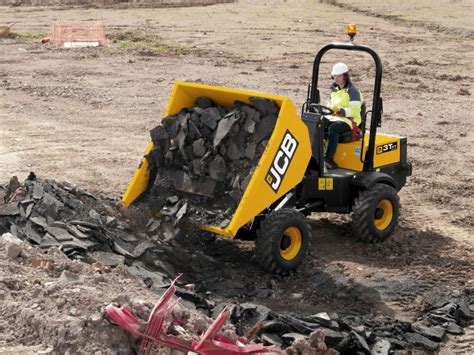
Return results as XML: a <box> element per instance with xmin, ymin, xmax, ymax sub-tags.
<box><xmin>280</xmin><ymin>227</ymin><xmax>302</xmax><ymax>261</ymax></box>
<box><xmin>374</xmin><ymin>199</ymin><xmax>393</xmax><ymax>230</ymax></box>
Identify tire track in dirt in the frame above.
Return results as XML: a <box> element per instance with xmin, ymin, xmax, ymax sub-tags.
<box><xmin>402</xmin><ymin>192</ymin><xmax>473</xmax><ymax>245</ymax></box>
<box><xmin>322</xmin><ymin>0</ymin><xmax>474</xmax><ymax>39</ymax></box>
<box><xmin>441</xmin><ymin>323</ymin><xmax>474</xmax><ymax>354</ymax></box>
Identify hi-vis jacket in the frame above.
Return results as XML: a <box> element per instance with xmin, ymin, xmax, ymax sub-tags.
<box><xmin>327</xmin><ymin>80</ymin><xmax>363</xmax><ymax>128</ymax></box>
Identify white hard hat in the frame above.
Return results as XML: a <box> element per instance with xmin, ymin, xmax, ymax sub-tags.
<box><xmin>331</xmin><ymin>62</ymin><xmax>349</xmax><ymax>76</ymax></box>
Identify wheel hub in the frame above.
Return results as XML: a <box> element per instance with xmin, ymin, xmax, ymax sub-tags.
<box><xmin>373</xmin><ymin>199</ymin><xmax>394</xmax><ymax>230</ymax></box>
<box><xmin>280</xmin><ymin>227</ymin><xmax>302</xmax><ymax>261</ymax></box>
<box><xmin>280</xmin><ymin>235</ymin><xmax>291</xmax><ymax>250</ymax></box>
<box><xmin>374</xmin><ymin>207</ymin><xmax>384</xmax><ymax>219</ymax></box>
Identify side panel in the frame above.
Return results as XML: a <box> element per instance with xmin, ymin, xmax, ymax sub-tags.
<box><xmin>122</xmin><ymin>142</ymin><xmax>154</xmax><ymax>208</ymax></box>
<box><xmin>220</xmin><ymin>99</ymin><xmax>312</xmax><ymax>236</ymax></box>
<box><xmin>334</xmin><ymin>133</ymin><xmax>402</xmax><ymax>171</ymax></box>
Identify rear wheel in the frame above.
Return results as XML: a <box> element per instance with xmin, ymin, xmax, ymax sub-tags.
<box><xmin>351</xmin><ymin>183</ymin><xmax>400</xmax><ymax>242</ymax></box>
<box><xmin>255</xmin><ymin>209</ymin><xmax>311</xmax><ymax>274</ymax></box>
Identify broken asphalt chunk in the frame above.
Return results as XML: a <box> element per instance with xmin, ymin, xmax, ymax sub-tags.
<box><xmin>385</xmin><ymin>337</ymin><xmax>407</xmax><ymax>350</ymax></box>
<box><xmin>19</xmin><ymin>201</ymin><xmax>34</xmax><ymax>219</ymax></box>
<box><xmin>261</xmin><ymin>333</ymin><xmax>284</xmax><ymax>348</ymax></box>
<box><xmin>243</xmin><ymin>115</ymin><xmax>256</xmax><ymax>134</ymax></box>
<box><xmin>226</xmin><ymin>142</ymin><xmax>241</xmax><ymax>161</ymax></box>
<box><xmin>253</xmin><ymin>114</ymin><xmax>277</xmax><ymax>143</ymax></box>
<box><xmin>66</xmin><ymin>224</ymin><xmax>90</xmax><ymax>239</ymax></box>
<box><xmin>25</xmin><ymin>221</ymin><xmax>43</xmax><ymax>244</ymax></box>
<box><xmin>457</xmin><ymin>300</ymin><xmax>472</xmax><ymax>321</ymax></box>
<box><xmin>89</xmin><ymin>251</ymin><xmax>125</xmax><ymax>267</ymax></box>
<box><xmin>249</xmin><ymin>96</ymin><xmax>279</xmax><ymax>116</ymax></box>
<box><xmin>0</xmin><ymin>202</ymin><xmax>20</xmax><ymax>216</ymax></box>
<box><xmin>39</xmin><ymin>233</ymin><xmax>61</xmax><ymax>249</ymax></box>
<box><xmin>147</xmin><ymin>220</ymin><xmax>162</xmax><ymax>235</ymax></box>
<box><xmin>244</xmin><ymin>142</ymin><xmax>256</xmax><ymax>160</ymax></box>
<box><xmin>219</xmin><ymin>219</ymin><xmax>230</xmax><ymax>228</ymax></box>
<box><xmin>429</xmin><ymin>313</ymin><xmax>457</xmax><ymax>324</ymax></box>
<box><xmin>36</xmin><ymin>193</ymin><xmax>63</xmax><ymax>219</ymax></box>
<box><xmin>166</xmin><ymin>195</ymin><xmax>179</xmax><ymax>205</ymax></box>
<box><xmin>32</xmin><ymin>183</ymin><xmax>44</xmax><ymax>200</ymax></box>
<box><xmin>351</xmin><ymin>330</ymin><xmax>370</xmax><ymax>354</ymax></box>
<box><xmin>445</xmin><ymin>322</ymin><xmax>464</xmax><ymax>335</ymax></box>
<box><xmin>175</xmin><ymin>288</ymin><xmax>213</xmax><ymax>311</ymax></box>
<box><xmin>89</xmin><ymin>209</ymin><xmax>103</xmax><ymax>224</ymax></box>
<box><xmin>208</xmin><ymin>155</ymin><xmax>226</xmax><ymax>181</ymax></box>
<box><xmin>306</xmin><ymin>312</ymin><xmax>339</xmax><ymax>330</ymax></box>
<box><xmin>258</xmin><ymin>320</ymin><xmax>293</xmax><ymax>336</ymax></box>
<box><xmin>195</xmin><ymin>96</ymin><xmax>214</xmax><ymax>109</ymax></box>
<box><xmin>281</xmin><ymin>332</ymin><xmax>308</xmax><ymax>345</ymax></box>
<box><xmin>213</xmin><ymin>112</ymin><xmax>239</xmax><ymax>148</ymax></box>
<box><xmin>44</xmin><ymin>226</ymin><xmax>74</xmax><ymax>242</ymax></box>
<box><xmin>70</xmin><ymin>220</ymin><xmax>101</xmax><ymax>229</ymax></box>
<box><xmin>165</xmin><ymin>170</ymin><xmax>216</xmax><ymax>197</ymax></box>
<box><xmin>112</xmin><ymin>241</ymin><xmax>135</xmax><ymax>258</ymax></box>
<box><xmin>132</xmin><ymin>240</ymin><xmax>157</xmax><ymax>258</ymax></box>
<box><xmin>61</xmin><ymin>237</ymin><xmax>93</xmax><ymax>252</ymax></box>
<box><xmin>404</xmin><ymin>332</ymin><xmax>439</xmax><ymax>351</ymax></box>
<box><xmin>127</xmin><ymin>262</ymin><xmax>171</xmax><ymax>289</ymax></box>
<box><xmin>150</xmin><ymin>125</ymin><xmax>169</xmax><ymax>146</ymax></box>
<box><xmin>319</xmin><ymin>328</ymin><xmax>347</xmax><ymax>347</ymax></box>
<box><xmin>175</xmin><ymin>202</ymin><xmax>187</xmax><ymax>224</ymax></box>
<box><xmin>431</xmin><ymin>302</ymin><xmax>457</xmax><ymax>317</ymax></box>
<box><xmin>105</xmin><ymin>216</ymin><xmax>117</xmax><ymax>228</ymax></box>
<box><xmin>231</xmin><ymin>303</ymin><xmax>272</xmax><ymax>335</ymax></box>
<box><xmin>192</xmin><ymin>138</ymin><xmax>206</xmax><ymax>157</ymax></box>
<box><xmin>413</xmin><ymin>324</ymin><xmax>445</xmax><ymax>342</ymax></box>
<box><xmin>201</xmin><ymin>107</ymin><xmax>220</xmax><ymax>130</ymax></box>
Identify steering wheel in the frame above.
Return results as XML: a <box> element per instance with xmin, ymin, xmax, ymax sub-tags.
<box><xmin>309</xmin><ymin>104</ymin><xmax>334</xmax><ymax>116</ymax></box>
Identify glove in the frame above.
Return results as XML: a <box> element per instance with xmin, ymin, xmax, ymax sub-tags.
<box><xmin>333</xmin><ymin>108</ymin><xmax>345</xmax><ymax>117</ymax></box>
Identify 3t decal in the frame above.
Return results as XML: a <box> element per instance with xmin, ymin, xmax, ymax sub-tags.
<box><xmin>376</xmin><ymin>142</ymin><xmax>398</xmax><ymax>154</ymax></box>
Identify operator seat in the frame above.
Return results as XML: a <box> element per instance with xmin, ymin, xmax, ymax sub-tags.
<box><xmin>338</xmin><ymin>102</ymin><xmax>366</xmax><ymax>143</ymax></box>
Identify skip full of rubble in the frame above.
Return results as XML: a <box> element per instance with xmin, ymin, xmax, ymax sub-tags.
<box><xmin>145</xmin><ymin>96</ymin><xmax>279</xmax><ymax>226</ymax></box>
<box><xmin>1</xmin><ymin>175</ymin><xmax>473</xmax><ymax>354</ymax></box>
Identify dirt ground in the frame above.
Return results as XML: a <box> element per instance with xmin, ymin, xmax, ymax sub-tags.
<box><xmin>0</xmin><ymin>0</ymin><xmax>473</xmax><ymax>353</ymax></box>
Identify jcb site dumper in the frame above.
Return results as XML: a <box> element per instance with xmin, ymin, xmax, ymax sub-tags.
<box><xmin>123</xmin><ymin>30</ymin><xmax>412</xmax><ymax>274</ymax></box>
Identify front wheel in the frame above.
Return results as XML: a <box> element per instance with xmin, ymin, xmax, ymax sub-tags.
<box><xmin>255</xmin><ymin>209</ymin><xmax>311</xmax><ymax>274</ymax></box>
<box><xmin>351</xmin><ymin>183</ymin><xmax>400</xmax><ymax>242</ymax></box>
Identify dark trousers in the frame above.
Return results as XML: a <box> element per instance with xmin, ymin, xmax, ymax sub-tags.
<box><xmin>326</xmin><ymin>121</ymin><xmax>351</xmax><ymax>160</ymax></box>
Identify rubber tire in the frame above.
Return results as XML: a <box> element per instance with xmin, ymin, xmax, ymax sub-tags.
<box><xmin>351</xmin><ymin>183</ymin><xmax>400</xmax><ymax>242</ymax></box>
<box><xmin>255</xmin><ymin>209</ymin><xmax>311</xmax><ymax>274</ymax></box>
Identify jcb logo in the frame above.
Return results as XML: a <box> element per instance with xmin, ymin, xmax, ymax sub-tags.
<box><xmin>265</xmin><ymin>130</ymin><xmax>299</xmax><ymax>192</ymax></box>
<box><xmin>377</xmin><ymin>142</ymin><xmax>398</xmax><ymax>154</ymax></box>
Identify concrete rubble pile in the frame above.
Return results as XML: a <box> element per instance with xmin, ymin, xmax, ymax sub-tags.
<box><xmin>145</xmin><ymin>96</ymin><xmax>279</xmax><ymax>226</ymax></box>
<box><xmin>222</xmin><ymin>301</ymin><xmax>473</xmax><ymax>354</ymax></box>
<box><xmin>1</xmin><ymin>175</ymin><xmax>473</xmax><ymax>354</ymax></box>
<box><xmin>0</xmin><ymin>174</ymin><xmax>178</xmax><ymax>288</ymax></box>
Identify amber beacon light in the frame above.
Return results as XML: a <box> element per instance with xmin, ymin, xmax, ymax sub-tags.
<box><xmin>347</xmin><ymin>23</ymin><xmax>357</xmax><ymax>41</ymax></box>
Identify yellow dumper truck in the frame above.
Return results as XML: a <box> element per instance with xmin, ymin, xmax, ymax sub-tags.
<box><xmin>123</xmin><ymin>29</ymin><xmax>412</xmax><ymax>274</ymax></box>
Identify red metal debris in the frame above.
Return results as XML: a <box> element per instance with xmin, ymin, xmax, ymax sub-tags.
<box><xmin>106</xmin><ymin>276</ymin><xmax>281</xmax><ymax>354</ymax></box>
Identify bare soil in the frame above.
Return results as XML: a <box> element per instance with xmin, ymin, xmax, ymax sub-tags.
<box><xmin>0</xmin><ymin>0</ymin><xmax>473</xmax><ymax>353</ymax></box>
